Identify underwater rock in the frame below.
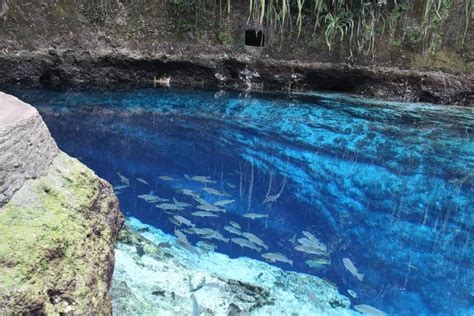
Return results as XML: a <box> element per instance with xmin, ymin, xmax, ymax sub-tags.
<box><xmin>111</xmin><ymin>218</ymin><xmax>353</xmax><ymax>315</ymax></box>
<box><xmin>0</xmin><ymin>93</ymin><xmax>124</xmax><ymax>314</ymax></box>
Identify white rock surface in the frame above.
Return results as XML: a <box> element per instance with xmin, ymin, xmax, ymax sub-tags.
<box><xmin>111</xmin><ymin>217</ymin><xmax>355</xmax><ymax>315</ymax></box>
<box><xmin>0</xmin><ymin>92</ymin><xmax>58</xmax><ymax>206</ymax></box>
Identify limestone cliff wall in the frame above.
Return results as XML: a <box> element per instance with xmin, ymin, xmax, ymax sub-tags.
<box><xmin>0</xmin><ymin>92</ymin><xmax>59</xmax><ymax>207</ymax></box>
<box><xmin>0</xmin><ymin>93</ymin><xmax>124</xmax><ymax>314</ymax></box>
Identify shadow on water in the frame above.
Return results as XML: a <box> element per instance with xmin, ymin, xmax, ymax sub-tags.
<box><xmin>5</xmin><ymin>86</ymin><xmax>474</xmax><ymax>315</ymax></box>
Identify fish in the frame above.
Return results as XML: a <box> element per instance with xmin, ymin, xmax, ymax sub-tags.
<box><xmin>203</xmin><ymin>187</ymin><xmax>228</xmax><ymax>197</ymax></box>
<box><xmin>295</xmin><ymin>245</ymin><xmax>328</xmax><ymax>256</ymax></box>
<box><xmin>185</xmin><ymin>228</ymin><xmax>216</xmax><ymax>236</ymax></box>
<box><xmin>194</xmin><ymin>196</ymin><xmax>211</xmax><ymax>205</ymax></box>
<box><xmin>197</xmin><ymin>204</ymin><xmax>226</xmax><ymax>213</ymax></box>
<box><xmin>158</xmin><ymin>176</ymin><xmax>175</xmax><ymax>181</ymax></box>
<box><xmin>174</xmin><ymin>229</ymin><xmax>188</xmax><ymax>242</ymax></box>
<box><xmin>262</xmin><ymin>193</ymin><xmax>281</xmax><ymax>204</ymax></box>
<box><xmin>155</xmin><ymin>203</ymin><xmax>184</xmax><ymax>211</ymax></box>
<box><xmin>305</xmin><ymin>258</ymin><xmax>331</xmax><ymax>268</ymax></box>
<box><xmin>302</xmin><ymin>230</ymin><xmax>318</xmax><ymax>242</ymax></box>
<box><xmin>191</xmin><ymin>176</ymin><xmax>216</xmax><ymax>184</ymax></box>
<box><xmin>113</xmin><ymin>184</ymin><xmax>130</xmax><ymax>190</ymax></box>
<box><xmin>242</xmin><ymin>232</ymin><xmax>269</xmax><ymax>250</ymax></box>
<box><xmin>173</xmin><ymin>215</ymin><xmax>195</xmax><ymax>227</ymax></box>
<box><xmin>191</xmin><ymin>294</ymin><xmax>200</xmax><ymax>316</ymax></box>
<box><xmin>227</xmin><ymin>182</ymin><xmax>236</xmax><ymax>188</ymax></box>
<box><xmin>117</xmin><ymin>172</ymin><xmax>130</xmax><ymax>185</ymax></box>
<box><xmin>213</xmin><ymin>199</ymin><xmax>235</xmax><ymax>206</ymax></box>
<box><xmin>136</xmin><ymin>178</ymin><xmax>149</xmax><ymax>185</ymax></box>
<box><xmin>138</xmin><ymin>194</ymin><xmax>169</xmax><ymax>203</ymax></box>
<box><xmin>184</xmin><ymin>174</ymin><xmax>192</xmax><ymax>181</ymax></box>
<box><xmin>261</xmin><ymin>252</ymin><xmax>293</xmax><ymax>266</ymax></box>
<box><xmin>354</xmin><ymin>304</ymin><xmax>386</xmax><ymax>316</ymax></box>
<box><xmin>223</xmin><ymin>226</ymin><xmax>242</xmax><ymax>236</ymax></box>
<box><xmin>169</xmin><ymin>217</ymin><xmax>181</xmax><ymax>226</ymax></box>
<box><xmin>191</xmin><ymin>211</ymin><xmax>218</xmax><ymax>218</ymax></box>
<box><xmin>202</xmin><ymin>231</ymin><xmax>229</xmax><ymax>243</ymax></box>
<box><xmin>197</xmin><ymin>241</ymin><xmax>217</xmax><ymax>252</ymax></box>
<box><xmin>177</xmin><ymin>238</ymin><xmax>200</xmax><ymax>256</ymax></box>
<box><xmin>347</xmin><ymin>289</ymin><xmax>357</xmax><ymax>298</ymax></box>
<box><xmin>229</xmin><ymin>221</ymin><xmax>241</xmax><ymax>229</ymax></box>
<box><xmin>243</xmin><ymin>213</ymin><xmax>268</xmax><ymax>220</ymax></box>
<box><xmin>172</xmin><ymin>197</ymin><xmax>191</xmax><ymax>208</ymax></box>
<box><xmin>231</xmin><ymin>238</ymin><xmax>262</xmax><ymax>252</ymax></box>
<box><xmin>343</xmin><ymin>258</ymin><xmax>364</xmax><ymax>281</ymax></box>
<box><xmin>181</xmin><ymin>189</ymin><xmax>200</xmax><ymax>199</ymax></box>
<box><xmin>297</xmin><ymin>237</ymin><xmax>327</xmax><ymax>253</ymax></box>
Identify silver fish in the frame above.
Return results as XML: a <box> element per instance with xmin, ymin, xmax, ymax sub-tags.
<box><xmin>243</xmin><ymin>213</ymin><xmax>268</xmax><ymax>220</ymax></box>
<box><xmin>138</xmin><ymin>194</ymin><xmax>168</xmax><ymax>203</ymax></box>
<box><xmin>184</xmin><ymin>174</ymin><xmax>192</xmax><ymax>181</ymax></box>
<box><xmin>347</xmin><ymin>289</ymin><xmax>357</xmax><ymax>298</ymax></box>
<box><xmin>194</xmin><ymin>196</ymin><xmax>211</xmax><ymax>205</ymax></box>
<box><xmin>354</xmin><ymin>304</ymin><xmax>386</xmax><ymax>316</ymax></box>
<box><xmin>158</xmin><ymin>176</ymin><xmax>175</xmax><ymax>181</ymax></box>
<box><xmin>191</xmin><ymin>211</ymin><xmax>218</xmax><ymax>218</ymax></box>
<box><xmin>155</xmin><ymin>203</ymin><xmax>184</xmax><ymax>211</ymax></box>
<box><xmin>173</xmin><ymin>215</ymin><xmax>195</xmax><ymax>227</ymax></box>
<box><xmin>343</xmin><ymin>258</ymin><xmax>364</xmax><ymax>281</ymax></box>
<box><xmin>231</xmin><ymin>238</ymin><xmax>262</xmax><ymax>252</ymax></box>
<box><xmin>174</xmin><ymin>229</ymin><xmax>188</xmax><ymax>242</ymax></box>
<box><xmin>117</xmin><ymin>172</ymin><xmax>130</xmax><ymax>185</ymax></box>
<box><xmin>196</xmin><ymin>240</ymin><xmax>217</xmax><ymax>252</ymax></box>
<box><xmin>182</xmin><ymin>189</ymin><xmax>200</xmax><ymax>198</ymax></box>
<box><xmin>298</xmin><ymin>237</ymin><xmax>327</xmax><ymax>253</ymax></box>
<box><xmin>213</xmin><ymin>199</ymin><xmax>235</xmax><ymax>206</ymax></box>
<box><xmin>191</xmin><ymin>294</ymin><xmax>200</xmax><ymax>316</ymax></box>
<box><xmin>114</xmin><ymin>184</ymin><xmax>130</xmax><ymax>190</ymax></box>
<box><xmin>177</xmin><ymin>239</ymin><xmax>200</xmax><ymax>256</ymax></box>
<box><xmin>203</xmin><ymin>231</ymin><xmax>229</xmax><ymax>243</ymax></box>
<box><xmin>169</xmin><ymin>217</ymin><xmax>181</xmax><ymax>226</ymax></box>
<box><xmin>242</xmin><ymin>232</ymin><xmax>268</xmax><ymax>250</ymax></box>
<box><xmin>173</xmin><ymin>197</ymin><xmax>191</xmax><ymax>208</ymax></box>
<box><xmin>223</xmin><ymin>226</ymin><xmax>242</xmax><ymax>236</ymax></box>
<box><xmin>197</xmin><ymin>204</ymin><xmax>226</xmax><ymax>213</ymax></box>
<box><xmin>203</xmin><ymin>187</ymin><xmax>228</xmax><ymax>196</ymax></box>
<box><xmin>136</xmin><ymin>178</ymin><xmax>149</xmax><ymax>185</ymax></box>
<box><xmin>191</xmin><ymin>176</ymin><xmax>216</xmax><ymax>184</ymax></box>
<box><xmin>295</xmin><ymin>245</ymin><xmax>327</xmax><ymax>256</ymax></box>
<box><xmin>305</xmin><ymin>258</ymin><xmax>331</xmax><ymax>268</ymax></box>
<box><xmin>227</xmin><ymin>182</ymin><xmax>236</xmax><ymax>188</ymax></box>
<box><xmin>229</xmin><ymin>221</ymin><xmax>241</xmax><ymax>229</ymax></box>
<box><xmin>302</xmin><ymin>230</ymin><xmax>318</xmax><ymax>242</ymax></box>
<box><xmin>261</xmin><ymin>252</ymin><xmax>293</xmax><ymax>266</ymax></box>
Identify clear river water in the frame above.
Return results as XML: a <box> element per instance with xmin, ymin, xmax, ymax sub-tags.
<box><xmin>6</xmin><ymin>87</ymin><xmax>473</xmax><ymax>315</ymax></box>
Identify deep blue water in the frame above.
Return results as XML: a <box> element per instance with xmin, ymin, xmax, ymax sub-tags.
<box><xmin>5</xmin><ymin>87</ymin><xmax>473</xmax><ymax>315</ymax></box>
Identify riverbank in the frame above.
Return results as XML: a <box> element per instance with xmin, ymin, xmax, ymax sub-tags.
<box><xmin>0</xmin><ymin>49</ymin><xmax>472</xmax><ymax>106</ymax></box>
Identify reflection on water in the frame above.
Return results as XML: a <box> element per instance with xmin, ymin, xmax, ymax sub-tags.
<box><xmin>7</xmin><ymin>87</ymin><xmax>474</xmax><ymax>315</ymax></box>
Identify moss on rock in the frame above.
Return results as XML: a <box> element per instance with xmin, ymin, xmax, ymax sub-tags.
<box><xmin>0</xmin><ymin>152</ymin><xmax>124</xmax><ymax>314</ymax></box>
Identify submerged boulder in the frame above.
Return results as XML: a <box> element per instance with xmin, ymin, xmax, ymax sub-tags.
<box><xmin>0</xmin><ymin>93</ymin><xmax>124</xmax><ymax>314</ymax></box>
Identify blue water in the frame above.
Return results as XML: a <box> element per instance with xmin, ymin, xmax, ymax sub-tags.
<box><xmin>6</xmin><ymin>87</ymin><xmax>473</xmax><ymax>315</ymax></box>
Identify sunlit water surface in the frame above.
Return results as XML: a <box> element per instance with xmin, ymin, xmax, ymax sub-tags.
<box><xmin>6</xmin><ymin>87</ymin><xmax>474</xmax><ymax>315</ymax></box>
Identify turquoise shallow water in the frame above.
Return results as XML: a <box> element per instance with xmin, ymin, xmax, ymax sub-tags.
<box><xmin>6</xmin><ymin>87</ymin><xmax>474</xmax><ymax>315</ymax></box>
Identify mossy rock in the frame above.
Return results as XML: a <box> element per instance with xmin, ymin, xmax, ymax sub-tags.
<box><xmin>0</xmin><ymin>153</ymin><xmax>123</xmax><ymax>315</ymax></box>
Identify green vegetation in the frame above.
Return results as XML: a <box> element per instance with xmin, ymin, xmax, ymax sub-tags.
<box><xmin>166</xmin><ymin>0</ymin><xmax>471</xmax><ymax>57</ymax></box>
